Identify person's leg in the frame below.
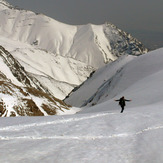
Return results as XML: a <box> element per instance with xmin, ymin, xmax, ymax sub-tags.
<box><xmin>120</xmin><ymin>106</ymin><xmax>124</xmax><ymax>113</ymax></box>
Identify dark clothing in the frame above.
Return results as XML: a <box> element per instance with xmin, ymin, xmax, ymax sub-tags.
<box><xmin>120</xmin><ymin>105</ymin><xmax>125</xmax><ymax>113</ymax></box>
<box><xmin>115</xmin><ymin>97</ymin><xmax>131</xmax><ymax>113</ymax></box>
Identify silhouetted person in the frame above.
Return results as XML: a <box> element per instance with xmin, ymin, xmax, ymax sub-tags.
<box><xmin>115</xmin><ymin>96</ymin><xmax>131</xmax><ymax>113</ymax></box>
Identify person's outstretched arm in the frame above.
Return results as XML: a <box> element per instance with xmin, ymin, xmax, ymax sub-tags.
<box><xmin>125</xmin><ymin>99</ymin><xmax>132</xmax><ymax>102</ymax></box>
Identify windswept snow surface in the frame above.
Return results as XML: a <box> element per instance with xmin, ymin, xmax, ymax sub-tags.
<box><xmin>0</xmin><ymin>48</ymin><xmax>163</xmax><ymax>162</ymax></box>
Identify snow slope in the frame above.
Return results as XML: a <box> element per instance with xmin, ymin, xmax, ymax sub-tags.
<box><xmin>65</xmin><ymin>54</ymin><xmax>135</xmax><ymax>107</ymax></box>
<box><xmin>65</xmin><ymin>48</ymin><xmax>163</xmax><ymax>108</ymax></box>
<box><xmin>0</xmin><ymin>48</ymin><xmax>163</xmax><ymax>162</ymax></box>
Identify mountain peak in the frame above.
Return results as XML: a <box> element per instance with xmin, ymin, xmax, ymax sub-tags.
<box><xmin>103</xmin><ymin>22</ymin><xmax>148</xmax><ymax>56</ymax></box>
<box><xmin>0</xmin><ymin>0</ymin><xmax>12</xmax><ymax>8</ymax></box>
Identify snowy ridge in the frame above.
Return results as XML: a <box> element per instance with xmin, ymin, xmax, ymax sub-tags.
<box><xmin>104</xmin><ymin>22</ymin><xmax>148</xmax><ymax>56</ymax></box>
<box><xmin>0</xmin><ymin>46</ymin><xmax>49</xmax><ymax>92</ymax></box>
<box><xmin>0</xmin><ymin>6</ymin><xmax>147</xmax><ymax>68</ymax></box>
<box><xmin>0</xmin><ymin>0</ymin><xmax>12</xmax><ymax>9</ymax></box>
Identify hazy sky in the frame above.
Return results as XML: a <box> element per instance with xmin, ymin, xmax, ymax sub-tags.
<box><xmin>6</xmin><ymin>0</ymin><xmax>163</xmax><ymax>48</ymax></box>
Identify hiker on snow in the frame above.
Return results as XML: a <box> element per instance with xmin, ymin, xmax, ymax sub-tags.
<box><xmin>115</xmin><ymin>96</ymin><xmax>131</xmax><ymax>113</ymax></box>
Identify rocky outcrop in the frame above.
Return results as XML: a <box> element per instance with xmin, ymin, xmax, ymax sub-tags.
<box><xmin>0</xmin><ymin>46</ymin><xmax>50</xmax><ymax>93</ymax></box>
<box><xmin>0</xmin><ymin>46</ymin><xmax>70</xmax><ymax>117</ymax></box>
<box><xmin>104</xmin><ymin>22</ymin><xmax>148</xmax><ymax>57</ymax></box>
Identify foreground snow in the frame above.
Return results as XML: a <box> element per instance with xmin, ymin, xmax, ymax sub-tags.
<box><xmin>0</xmin><ymin>104</ymin><xmax>163</xmax><ymax>163</ymax></box>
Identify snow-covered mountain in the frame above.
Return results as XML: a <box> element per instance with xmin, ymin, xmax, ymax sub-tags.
<box><xmin>0</xmin><ymin>1</ymin><xmax>147</xmax><ymax>67</ymax></box>
<box><xmin>0</xmin><ymin>45</ymin><xmax>73</xmax><ymax>117</ymax></box>
<box><xmin>0</xmin><ymin>0</ymin><xmax>148</xmax><ymax>100</ymax></box>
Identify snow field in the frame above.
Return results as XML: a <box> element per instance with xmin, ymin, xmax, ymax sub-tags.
<box><xmin>0</xmin><ymin>105</ymin><xmax>163</xmax><ymax>163</ymax></box>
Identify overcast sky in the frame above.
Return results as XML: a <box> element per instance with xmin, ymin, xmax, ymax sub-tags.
<box><xmin>6</xmin><ymin>0</ymin><xmax>163</xmax><ymax>48</ymax></box>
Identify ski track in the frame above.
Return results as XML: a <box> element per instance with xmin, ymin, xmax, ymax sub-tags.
<box><xmin>1</xmin><ymin>112</ymin><xmax>163</xmax><ymax>141</ymax></box>
<box><xmin>0</xmin><ymin>125</ymin><xmax>163</xmax><ymax>141</ymax></box>
<box><xmin>0</xmin><ymin>112</ymin><xmax>111</xmax><ymax>132</ymax></box>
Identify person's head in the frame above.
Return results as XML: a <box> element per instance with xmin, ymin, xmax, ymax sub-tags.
<box><xmin>122</xmin><ymin>96</ymin><xmax>124</xmax><ymax>99</ymax></box>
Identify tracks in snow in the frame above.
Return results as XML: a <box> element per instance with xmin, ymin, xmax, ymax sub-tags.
<box><xmin>1</xmin><ymin>125</ymin><xmax>163</xmax><ymax>141</ymax></box>
<box><xmin>0</xmin><ymin>112</ymin><xmax>163</xmax><ymax>141</ymax></box>
<box><xmin>0</xmin><ymin>112</ymin><xmax>110</xmax><ymax>131</ymax></box>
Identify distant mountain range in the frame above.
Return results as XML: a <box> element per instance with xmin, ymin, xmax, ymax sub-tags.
<box><xmin>0</xmin><ymin>0</ymin><xmax>148</xmax><ymax>116</ymax></box>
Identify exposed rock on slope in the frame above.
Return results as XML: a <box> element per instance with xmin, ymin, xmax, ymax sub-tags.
<box><xmin>0</xmin><ymin>46</ymin><xmax>70</xmax><ymax>117</ymax></box>
<box><xmin>0</xmin><ymin>46</ymin><xmax>50</xmax><ymax>93</ymax></box>
<box><xmin>103</xmin><ymin>22</ymin><xmax>148</xmax><ymax>57</ymax></box>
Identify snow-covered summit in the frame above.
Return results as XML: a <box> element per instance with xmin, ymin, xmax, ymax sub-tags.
<box><xmin>0</xmin><ymin>1</ymin><xmax>147</xmax><ymax>67</ymax></box>
<box><xmin>0</xmin><ymin>0</ymin><xmax>12</xmax><ymax>9</ymax></box>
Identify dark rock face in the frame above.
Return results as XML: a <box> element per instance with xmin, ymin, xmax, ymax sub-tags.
<box><xmin>104</xmin><ymin>22</ymin><xmax>148</xmax><ymax>57</ymax></box>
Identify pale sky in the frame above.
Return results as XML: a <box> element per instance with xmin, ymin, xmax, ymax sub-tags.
<box><xmin>6</xmin><ymin>0</ymin><xmax>163</xmax><ymax>49</ymax></box>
